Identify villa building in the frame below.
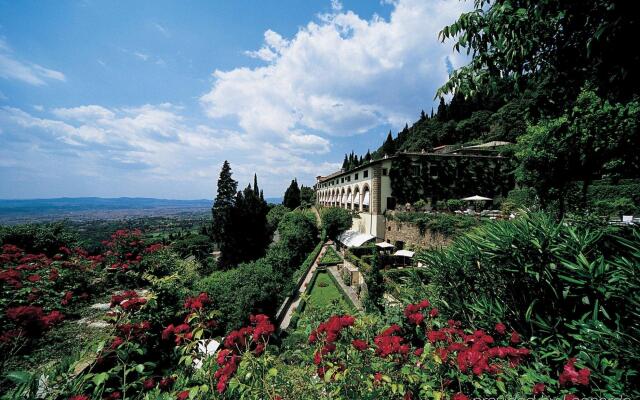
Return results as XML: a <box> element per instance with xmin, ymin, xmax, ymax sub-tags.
<box><xmin>315</xmin><ymin>142</ymin><xmax>512</xmax><ymax>240</ymax></box>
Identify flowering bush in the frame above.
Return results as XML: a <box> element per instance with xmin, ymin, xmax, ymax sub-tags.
<box><xmin>1</xmin><ymin>243</ymin><xmax>99</xmax><ymax>363</ymax></box>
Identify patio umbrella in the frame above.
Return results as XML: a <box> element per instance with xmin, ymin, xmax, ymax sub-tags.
<box><xmin>461</xmin><ymin>195</ymin><xmax>492</xmax><ymax>201</ymax></box>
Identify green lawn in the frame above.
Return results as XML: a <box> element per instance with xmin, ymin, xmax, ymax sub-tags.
<box><xmin>306</xmin><ymin>271</ymin><xmax>350</xmax><ymax>310</ymax></box>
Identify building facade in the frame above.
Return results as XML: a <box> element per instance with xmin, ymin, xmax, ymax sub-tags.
<box><xmin>315</xmin><ymin>145</ymin><xmax>512</xmax><ymax>240</ymax></box>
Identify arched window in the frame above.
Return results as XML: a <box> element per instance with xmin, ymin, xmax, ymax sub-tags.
<box><xmin>362</xmin><ymin>185</ymin><xmax>370</xmax><ymax>213</ymax></box>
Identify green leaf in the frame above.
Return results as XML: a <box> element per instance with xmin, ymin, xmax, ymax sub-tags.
<box><xmin>5</xmin><ymin>371</ymin><xmax>32</xmax><ymax>385</ymax></box>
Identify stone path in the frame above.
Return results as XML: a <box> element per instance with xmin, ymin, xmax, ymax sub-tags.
<box><xmin>278</xmin><ymin>243</ymin><xmax>329</xmax><ymax>331</ymax></box>
<box><xmin>327</xmin><ymin>264</ymin><xmax>363</xmax><ymax>311</ymax></box>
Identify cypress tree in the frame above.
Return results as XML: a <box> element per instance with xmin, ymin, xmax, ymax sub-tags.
<box><xmin>211</xmin><ymin>160</ymin><xmax>238</xmax><ymax>243</ymax></box>
<box><xmin>382</xmin><ymin>131</ymin><xmax>396</xmax><ymax>156</ymax></box>
<box><xmin>283</xmin><ymin>179</ymin><xmax>301</xmax><ymax>210</ymax></box>
<box><xmin>342</xmin><ymin>154</ymin><xmax>349</xmax><ymax>170</ymax></box>
<box><xmin>437</xmin><ymin>97</ymin><xmax>447</xmax><ymax>121</ymax></box>
<box><xmin>253</xmin><ymin>173</ymin><xmax>259</xmax><ymax>196</ymax></box>
<box><xmin>365</xmin><ymin>150</ymin><xmax>371</xmax><ymax>162</ymax></box>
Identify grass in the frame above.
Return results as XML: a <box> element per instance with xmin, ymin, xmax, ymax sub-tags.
<box><xmin>306</xmin><ymin>271</ymin><xmax>350</xmax><ymax>310</ymax></box>
<box><xmin>318</xmin><ymin>246</ymin><xmax>341</xmax><ymax>265</ymax></box>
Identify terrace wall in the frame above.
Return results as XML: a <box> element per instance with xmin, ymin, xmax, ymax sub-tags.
<box><xmin>384</xmin><ymin>219</ymin><xmax>452</xmax><ymax>250</ymax></box>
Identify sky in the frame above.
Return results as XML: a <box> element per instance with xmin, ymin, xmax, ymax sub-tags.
<box><xmin>0</xmin><ymin>0</ymin><xmax>471</xmax><ymax>200</ymax></box>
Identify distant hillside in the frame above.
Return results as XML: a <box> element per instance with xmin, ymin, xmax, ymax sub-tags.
<box><xmin>0</xmin><ymin>197</ymin><xmax>213</xmax><ymax>224</ymax></box>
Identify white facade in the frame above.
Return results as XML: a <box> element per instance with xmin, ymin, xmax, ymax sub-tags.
<box><xmin>315</xmin><ymin>158</ymin><xmax>394</xmax><ymax>239</ymax></box>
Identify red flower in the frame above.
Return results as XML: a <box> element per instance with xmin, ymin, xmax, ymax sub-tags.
<box><xmin>110</xmin><ymin>336</ymin><xmax>124</xmax><ymax>350</ymax></box>
<box><xmin>42</xmin><ymin>310</ymin><xmax>64</xmax><ymax>327</ymax></box>
<box><xmin>68</xmin><ymin>395</ymin><xmax>90</xmax><ymax>400</ymax></box>
<box><xmin>429</xmin><ymin>308</ymin><xmax>439</xmax><ymax>317</ymax></box>
<box><xmin>176</xmin><ymin>391</ymin><xmax>189</xmax><ymax>400</ymax></box>
<box><xmin>414</xmin><ymin>347</ymin><xmax>424</xmax><ymax>356</ymax></box>
<box><xmin>104</xmin><ymin>392</ymin><xmax>121</xmax><ymax>400</ymax></box>
<box><xmin>184</xmin><ymin>292</ymin><xmax>211</xmax><ymax>310</ymax></box>
<box><xmin>564</xmin><ymin>395</ymin><xmax>579</xmax><ymax>400</ymax></box>
<box><xmin>61</xmin><ymin>291</ymin><xmax>73</xmax><ymax>306</ymax></box>
<box><xmin>142</xmin><ymin>378</ymin><xmax>155</xmax><ymax>390</ymax></box>
<box><xmin>374</xmin><ymin>372</ymin><xmax>383</xmax><ymax>382</ymax></box>
<box><xmin>162</xmin><ymin>324</ymin><xmax>175</xmax><ymax>341</ymax></box>
<box><xmin>532</xmin><ymin>383</ymin><xmax>545</xmax><ymax>395</ymax></box>
<box><xmin>453</xmin><ymin>393</ymin><xmax>469</xmax><ymax>400</ymax></box>
<box><xmin>351</xmin><ymin>339</ymin><xmax>368</xmax><ymax>351</ymax></box>
<box><xmin>495</xmin><ymin>322</ymin><xmax>506</xmax><ymax>335</ymax></box>
<box><xmin>159</xmin><ymin>376</ymin><xmax>175</xmax><ymax>390</ymax></box>
<box><xmin>27</xmin><ymin>274</ymin><xmax>41</xmax><ymax>282</ymax></box>
<box><xmin>559</xmin><ymin>358</ymin><xmax>590</xmax><ymax>387</ymax></box>
<box><xmin>407</xmin><ymin>312</ymin><xmax>424</xmax><ymax>325</ymax></box>
<box><xmin>510</xmin><ymin>331</ymin><xmax>521</xmax><ymax>344</ymax></box>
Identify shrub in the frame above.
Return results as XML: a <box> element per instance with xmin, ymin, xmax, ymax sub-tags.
<box><xmin>446</xmin><ymin>199</ymin><xmax>464</xmax><ymax>211</ymax></box>
<box><xmin>418</xmin><ymin>213</ymin><xmax>640</xmax><ymax>397</ymax></box>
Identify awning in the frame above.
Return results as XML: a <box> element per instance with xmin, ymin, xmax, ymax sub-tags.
<box><xmin>362</xmin><ymin>191</ymin><xmax>370</xmax><ymax>206</ymax></box>
<box><xmin>375</xmin><ymin>242</ymin><xmax>395</xmax><ymax>249</ymax></box>
<box><xmin>337</xmin><ymin>230</ymin><xmax>376</xmax><ymax>248</ymax></box>
<box><xmin>393</xmin><ymin>250</ymin><xmax>415</xmax><ymax>258</ymax></box>
<box><xmin>346</xmin><ymin>193</ymin><xmax>353</xmax><ymax>203</ymax></box>
<box><xmin>341</xmin><ymin>193</ymin><xmax>347</xmax><ymax>204</ymax></box>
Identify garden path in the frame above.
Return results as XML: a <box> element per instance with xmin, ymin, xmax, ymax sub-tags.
<box><xmin>278</xmin><ymin>243</ymin><xmax>328</xmax><ymax>331</ymax></box>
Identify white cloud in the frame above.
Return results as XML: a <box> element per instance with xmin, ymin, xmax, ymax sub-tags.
<box><xmin>0</xmin><ymin>38</ymin><xmax>66</xmax><ymax>86</ymax></box>
<box><xmin>0</xmin><ymin>102</ymin><xmax>332</xmax><ymax>196</ymax></box>
<box><xmin>133</xmin><ymin>51</ymin><xmax>150</xmax><ymax>61</ymax></box>
<box><xmin>153</xmin><ymin>22</ymin><xmax>171</xmax><ymax>38</ymax></box>
<box><xmin>201</xmin><ymin>0</ymin><xmax>470</xmax><ymax>141</ymax></box>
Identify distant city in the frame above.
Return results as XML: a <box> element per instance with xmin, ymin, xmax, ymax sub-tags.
<box><xmin>0</xmin><ymin>197</ymin><xmax>284</xmax><ymax>224</ymax></box>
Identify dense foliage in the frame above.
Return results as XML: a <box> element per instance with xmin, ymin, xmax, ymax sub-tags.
<box><xmin>211</xmin><ymin>162</ymin><xmax>270</xmax><ymax>268</ymax></box>
<box><xmin>319</xmin><ymin>207</ymin><xmax>352</xmax><ymax>240</ymax></box>
<box><xmin>418</xmin><ymin>213</ymin><xmax>640</xmax><ymax>397</ymax></box>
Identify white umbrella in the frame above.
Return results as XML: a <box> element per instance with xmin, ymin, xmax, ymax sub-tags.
<box><xmin>461</xmin><ymin>195</ymin><xmax>492</xmax><ymax>201</ymax></box>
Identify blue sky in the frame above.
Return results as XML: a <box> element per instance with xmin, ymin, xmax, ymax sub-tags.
<box><xmin>0</xmin><ymin>0</ymin><xmax>470</xmax><ymax>199</ymax></box>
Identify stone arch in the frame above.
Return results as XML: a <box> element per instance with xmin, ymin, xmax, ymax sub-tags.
<box><xmin>361</xmin><ymin>183</ymin><xmax>371</xmax><ymax>213</ymax></box>
<box><xmin>346</xmin><ymin>186</ymin><xmax>353</xmax><ymax>210</ymax></box>
<box><xmin>352</xmin><ymin>185</ymin><xmax>361</xmax><ymax>212</ymax></box>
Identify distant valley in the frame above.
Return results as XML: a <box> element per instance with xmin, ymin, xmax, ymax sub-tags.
<box><xmin>0</xmin><ymin>197</ymin><xmax>283</xmax><ymax>224</ymax></box>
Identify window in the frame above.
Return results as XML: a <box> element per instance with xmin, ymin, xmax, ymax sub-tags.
<box><xmin>341</xmin><ymin>177</ymin><xmax>344</xmax><ymax>183</ymax></box>
<box><xmin>382</xmin><ymin>168</ymin><xmax>388</xmax><ymax>176</ymax></box>
<box><xmin>412</xmin><ymin>164</ymin><xmax>420</xmax><ymax>176</ymax></box>
<box><xmin>363</xmin><ymin>170</ymin><xmax>369</xmax><ymax>178</ymax></box>
<box><xmin>387</xmin><ymin>197</ymin><xmax>396</xmax><ymax>211</ymax></box>
<box><xmin>388</xmin><ymin>226</ymin><xmax>391</xmax><ymax>231</ymax></box>
<box><xmin>355</xmin><ymin>173</ymin><xmax>358</xmax><ymax>180</ymax></box>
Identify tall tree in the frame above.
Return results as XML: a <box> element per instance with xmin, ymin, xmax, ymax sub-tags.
<box><xmin>211</xmin><ymin>161</ymin><xmax>238</xmax><ymax>243</ymax></box>
<box><xmin>381</xmin><ymin>131</ymin><xmax>396</xmax><ymax>156</ymax></box>
<box><xmin>283</xmin><ymin>179</ymin><xmax>301</xmax><ymax>210</ymax></box>
<box><xmin>364</xmin><ymin>249</ymin><xmax>384</xmax><ymax>312</ymax></box>
<box><xmin>300</xmin><ymin>185</ymin><xmax>315</xmax><ymax>207</ymax></box>
<box><xmin>436</xmin><ymin>97</ymin><xmax>447</xmax><ymax>121</ymax></box>
<box><xmin>342</xmin><ymin>154</ymin><xmax>349</xmax><ymax>170</ymax></box>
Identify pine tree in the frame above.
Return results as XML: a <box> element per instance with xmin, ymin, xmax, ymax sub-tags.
<box><xmin>211</xmin><ymin>161</ymin><xmax>238</xmax><ymax>243</ymax></box>
<box><xmin>420</xmin><ymin>109</ymin><xmax>426</xmax><ymax>120</ymax></box>
<box><xmin>430</xmin><ymin>108</ymin><xmax>434</xmax><ymax>118</ymax></box>
<box><xmin>283</xmin><ymin>179</ymin><xmax>301</xmax><ymax>210</ymax></box>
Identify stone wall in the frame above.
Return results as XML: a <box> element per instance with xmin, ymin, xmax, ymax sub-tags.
<box><xmin>384</xmin><ymin>219</ymin><xmax>452</xmax><ymax>250</ymax></box>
